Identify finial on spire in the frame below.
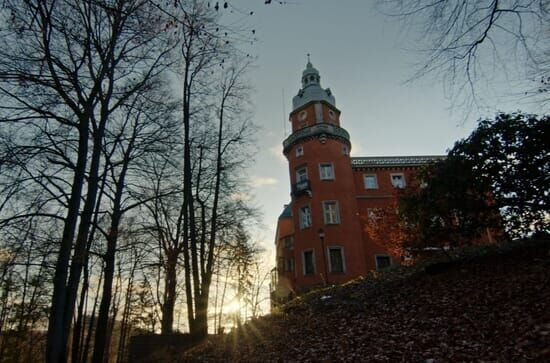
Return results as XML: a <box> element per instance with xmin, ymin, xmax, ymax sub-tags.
<box><xmin>307</xmin><ymin>53</ymin><xmax>310</xmax><ymax>63</ymax></box>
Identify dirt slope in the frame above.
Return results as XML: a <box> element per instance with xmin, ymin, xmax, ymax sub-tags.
<box><xmin>184</xmin><ymin>241</ymin><xmax>550</xmax><ymax>362</ymax></box>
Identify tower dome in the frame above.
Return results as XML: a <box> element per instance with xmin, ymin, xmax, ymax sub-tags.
<box><xmin>293</xmin><ymin>57</ymin><xmax>336</xmax><ymax>110</ymax></box>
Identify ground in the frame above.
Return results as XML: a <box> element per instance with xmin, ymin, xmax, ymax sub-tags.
<box><xmin>182</xmin><ymin>240</ymin><xmax>550</xmax><ymax>362</ymax></box>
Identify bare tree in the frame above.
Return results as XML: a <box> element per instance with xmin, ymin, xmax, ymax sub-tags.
<box><xmin>90</xmin><ymin>77</ymin><xmax>180</xmax><ymax>363</ymax></box>
<box><xmin>0</xmin><ymin>1</ymin><xmax>175</xmax><ymax>360</ymax></box>
<box><xmin>132</xmin><ymin>0</ymin><xmax>258</xmax><ymax>337</ymax></box>
<box><xmin>379</xmin><ymin>0</ymin><xmax>549</xmax><ymax>109</ymax></box>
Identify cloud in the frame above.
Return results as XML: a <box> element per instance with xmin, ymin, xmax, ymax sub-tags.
<box><xmin>230</xmin><ymin>192</ymin><xmax>253</xmax><ymax>202</ymax></box>
<box><xmin>268</xmin><ymin>145</ymin><xmax>287</xmax><ymax>164</ymax></box>
<box><xmin>350</xmin><ymin>139</ymin><xmax>368</xmax><ymax>157</ymax></box>
<box><xmin>250</xmin><ymin>176</ymin><xmax>279</xmax><ymax>188</ymax></box>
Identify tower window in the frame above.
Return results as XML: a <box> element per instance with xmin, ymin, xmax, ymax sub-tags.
<box><xmin>328</xmin><ymin>247</ymin><xmax>345</xmax><ymax>273</ymax></box>
<box><xmin>296</xmin><ymin>166</ymin><xmax>308</xmax><ymax>183</ymax></box>
<box><xmin>342</xmin><ymin>146</ymin><xmax>349</xmax><ymax>155</ymax></box>
<box><xmin>303</xmin><ymin>250</ymin><xmax>315</xmax><ymax>275</ymax></box>
<box><xmin>296</xmin><ymin>145</ymin><xmax>304</xmax><ymax>157</ymax></box>
<box><xmin>299</xmin><ymin>205</ymin><xmax>312</xmax><ymax>229</ymax></box>
<box><xmin>364</xmin><ymin>174</ymin><xmax>378</xmax><ymax>189</ymax></box>
<box><xmin>322</xmin><ymin>201</ymin><xmax>340</xmax><ymax>224</ymax></box>
<box><xmin>319</xmin><ymin>163</ymin><xmax>334</xmax><ymax>180</ymax></box>
<box><xmin>390</xmin><ymin>173</ymin><xmax>406</xmax><ymax>188</ymax></box>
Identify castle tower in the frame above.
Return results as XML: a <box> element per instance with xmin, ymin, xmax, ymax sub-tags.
<box><xmin>281</xmin><ymin>59</ymin><xmax>367</xmax><ymax>291</ymax></box>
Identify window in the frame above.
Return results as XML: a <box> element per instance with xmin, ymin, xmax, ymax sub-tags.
<box><xmin>296</xmin><ymin>166</ymin><xmax>308</xmax><ymax>183</ymax></box>
<box><xmin>364</xmin><ymin>174</ymin><xmax>378</xmax><ymax>189</ymax></box>
<box><xmin>342</xmin><ymin>146</ymin><xmax>349</xmax><ymax>155</ymax></box>
<box><xmin>328</xmin><ymin>247</ymin><xmax>345</xmax><ymax>273</ymax></box>
<box><xmin>299</xmin><ymin>205</ymin><xmax>312</xmax><ymax>229</ymax></box>
<box><xmin>390</xmin><ymin>173</ymin><xmax>406</xmax><ymax>188</ymax></box>
<box><xmin>284</xmin><ymin>235</ymin><xmax>294</xmax><ymax>250</ymax></box>
<box><xmin>322</xmin><ymin>201</ymin><xmax>340</xmax><ymax>224</ymax></box>
<box><xmin>303</xmin><ymin>250</ymin><xmax>315</xmax><ymax>275</ymax></box>
<box><xmin>285</xmin><ymin>258</ymin><xmax>295</xmax><ymax>272</ymax></box>
<box><xmin>376</xmin><ymin>255</ymin><xmax>391</xmax><ymax>270</ymax></box>
<box><xmin>296</xmin><ymin>145</ymin><xmax>304</xmax><ymax>157</ymax></box>
<box><xmin>319</xmin><ymin>163</ymin><xmax>334</xmax><ymax>180</ymax></box>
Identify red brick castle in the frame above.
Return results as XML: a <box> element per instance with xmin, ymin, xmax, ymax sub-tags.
<box><xmin>271</xmin><ymin>60</ymin><xmax>444</xmax><ymax>304</ymax></box>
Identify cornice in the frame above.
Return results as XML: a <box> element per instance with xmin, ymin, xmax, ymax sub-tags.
<box><xmin>283</xmin><ymin>123</ymin><xmax>351</xmax><ymax>152</ymax></box>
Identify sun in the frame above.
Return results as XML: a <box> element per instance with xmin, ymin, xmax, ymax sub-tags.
<box><xmin>223</xmin><ymin>301</ymin><xmax>241</xmax><ymax>314</ymax></box>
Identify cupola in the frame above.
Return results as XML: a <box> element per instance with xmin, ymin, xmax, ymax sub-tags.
<box><xmin>292</xmin><ymin>56</ymin><xmax>336</xmax><ymax>110</ymax></box>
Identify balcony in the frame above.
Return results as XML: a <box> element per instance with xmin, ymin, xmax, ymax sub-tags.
<box><xmin>292</xmin><ymin>179</ymin><xmax>311</xmax><ymax>197</ymax></box>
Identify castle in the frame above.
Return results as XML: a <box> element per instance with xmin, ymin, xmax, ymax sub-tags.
<box><xmin>271</xmin><ymin>60</ymin><xmax>444</xmax><ymax>304</ymax></box>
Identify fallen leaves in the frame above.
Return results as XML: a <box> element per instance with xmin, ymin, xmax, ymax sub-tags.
<box><xmin>183</xmin><ymin>240</ymin><xmax>550</xmax><ymax>362</ymax></box>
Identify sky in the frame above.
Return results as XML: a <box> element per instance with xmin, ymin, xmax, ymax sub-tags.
<box><xmin>219</xmin><ymin>0</ymin><xmax>544</xmax><ymax>266</ymax></box>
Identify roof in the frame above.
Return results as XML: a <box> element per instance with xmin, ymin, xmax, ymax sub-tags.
<box><xmin>351</xmin><ymin>155</ymin><xmax>445</xmax><ymax>168</ymax></box>
<box><xmin>279</xmin><ymin>204</ymin><xmax>293</xmax><ymax>219</ymax></box>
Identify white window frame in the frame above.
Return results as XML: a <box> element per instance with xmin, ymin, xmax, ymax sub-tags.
<box><xmin>375</xmin><ymin>255</ymin><xmax>392</xmax><ymax>270</ymax></box>
<box><xmin>302</xmin><ymin>249</ymin><xmax>315</xmax><ymax>275</ymax></box>
<box><xmin>363</xmin><ymin>174</ymin><xmax>378</xmax><ymax>189</ymax></box>
<box><xmin>296</xmin><ymin>145</ymin><xmax>304</xmax><ymax>157</ymax></box>
<box><xmin>390</xmin><ymin>173</ymin><xmax>406</xmax><ymax>189</ymax></box>
<box><xmin>322</xmin><ymin>200</ymin><xmax>340</xmax><ymax>224</ymax></box>
<box><xmin>328</xmin><ymin>246</ymin><xmax>346</xmax><ymax>273</ymax></box>
<box><xmin>299</xmin><ymin>205</ymin><xmax>312</xmax><ymax>229</ymax></box>
<box><xmin>296</xmin><ymin>166</ymin><xmax>308</xmax><ymax>183</ymax></box>
<box><xmin>319</xmin><ymin>162</ymin><xmax>335</xmax><ymax>180</ymax></box>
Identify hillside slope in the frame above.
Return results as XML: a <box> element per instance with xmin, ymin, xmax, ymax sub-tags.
<box><xmin>184</xmin><ymin>241</ymin><xmax>550</xmax><ymax>362</ymax></box>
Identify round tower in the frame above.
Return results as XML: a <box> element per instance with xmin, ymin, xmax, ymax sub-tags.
<box><xmin>283</xmin><ymin>59</ymin><xmax>367</xmax><ymax>290</ymax></box>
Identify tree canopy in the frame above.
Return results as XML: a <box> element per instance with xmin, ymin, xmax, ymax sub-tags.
<box><xmin>367</xmin><ymin>112</ymin><xmax>549</xmax><ymax>256</ymax></box>
<box><xmin>449</xmin><ymin>112</ymin><xmax>549</xmax><ymax>237</ymax></box>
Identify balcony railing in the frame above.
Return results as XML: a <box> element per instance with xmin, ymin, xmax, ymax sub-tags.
<box><xmin>292</xmin><ymin>179</ymin><xmax>311</xmax><ymax>197</ymax></box>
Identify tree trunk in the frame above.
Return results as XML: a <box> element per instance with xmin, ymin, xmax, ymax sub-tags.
<box><xmin>193</xmin><ymin>292</ymin><xmax>209</xmax><ymax>338</ymax></box>
<box><xmin>82</xmin><ymin>266</ymin><xmax>104</xmax><ymax>363</ymax></box>
<box><xmin>161</xmin><ymin>252</ymin><xmax>178</xmax><ymax>334</ymax></box>
<box><xmin>71</xmin><ymin>258</ymin><xmax>89</xmax><ymax>363</ymax></box>
<box><xmin>91</xmin><ymin>231</ymin><xmax>117</xmax><ymax>363</ymax></box>
<box><xmin>47</xmin><ymin>119</ymin><xmax>89</xmax><ymax>363</ymax></box>
<box><xmin>62</xmin><ymin>122</ymin><xmax>106</xmax><ymax>360</ymax></box>
<box><xmin>116</xmin><ymin>259</ymin><xmax>136</xmax><ymax>363</ymax></box>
